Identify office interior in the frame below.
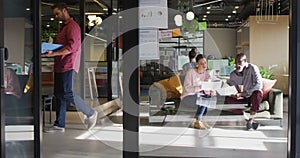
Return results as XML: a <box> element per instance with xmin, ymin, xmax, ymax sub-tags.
<box><xmin>1</xmin><ymin>0</ymin><xmax>300</xmax><ymax>157</ymax></box>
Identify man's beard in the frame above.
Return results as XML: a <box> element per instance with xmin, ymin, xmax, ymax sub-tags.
<box><xmin>236</xmin><ymin>65</ymin><xmax>244</xmax><ymax>72</ymax></box>
<box><xmin>59</xmin><ymin>14</ymin><xmax>65</xmax><ymax>21</ymax></box>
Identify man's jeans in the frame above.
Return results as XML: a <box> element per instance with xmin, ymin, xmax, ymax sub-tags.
<box><xmin>54</xmin><ymin>70</ymin><xmax>94</xmax><ymax>128</ymax></box>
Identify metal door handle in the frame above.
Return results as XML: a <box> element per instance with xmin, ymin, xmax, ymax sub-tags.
<box><xmin>0</xmin><ymin>47</ymin><xmax>8</xmax><ymax>88</ymax></box>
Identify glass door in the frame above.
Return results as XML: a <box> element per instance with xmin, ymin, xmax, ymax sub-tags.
<box><xmin>0</xmin><ymin>0</ymin><xmax>40</xmax><ymax>157</ymax></box>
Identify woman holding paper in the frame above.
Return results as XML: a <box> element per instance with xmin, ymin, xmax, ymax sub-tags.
<box><xmin>181</xmin><ymin>54</ymin><xmax>214</xmax><ymax>129</ymax></box>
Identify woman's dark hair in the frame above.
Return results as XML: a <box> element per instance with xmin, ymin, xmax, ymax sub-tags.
<box><xmin>196</xmin><ymin>54</ymin><xmax>205</xmax><ymax>62</ymax></box>
<box><xmin>188</xmin><ymin>50</ymin><xmax>197</xmax><ymax>59</ymax></box>
<box><xmin>52</xmin><ymin>2</ymin><xmax>68</xmax><ymax>11</ymax></box>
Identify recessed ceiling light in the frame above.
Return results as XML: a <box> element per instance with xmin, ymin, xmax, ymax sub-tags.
<box><xmin>207</xmin><ymin>6</ymin><xmax>211</xmax><ymax>10</ymax></box>
<box><xmin>186</xmin><ymin>11</ymin><xmax>195</xmax><ymax>21</ymax></box>
<box><xmin>26</xmin><ymin>8</ymin><xmax>30</xmax><ymax>11</ymax></box>
<box><xmin>225</xmin><ymin>18</ymin><xmax>229</xmax><ymax>21</ymax></box>
<box><xmin>88</xmin><ymin>15</ymin><xmax>97</xmax><ymax>21</ymax></box>
<box><xmin>50</xmin><ymin>18</ymin><xmax>54</xmax><ymax>21</ymax></box>
<box><xmin>46</xmin><ymin>25</ymin><xmax>50</xmax><ymax>27</ymax></box>
<box><xmin>232</xmin><ymin>10</ymin><xmax>237</xmax><ymax>14</ymax></box>
<box><xmin>202</xmin><ymin>18</ymin><xmax>206</xmax><ymax>21</ymax></box>
<box><xmin>203</xmin><ymin>15</ymin><xmax>207</xmax><ymax>18</ymax></box>
<box><xmin>103</xmin><ymin>8</ymin><xmax>108</xmax><ymax>11</ymax></box>
<box><xmin>206</xmin><ymin>11</ymin><xmax>210</xmax><ymax>14</ymax></box>
<box><xmin>59</xmin><ymin>21</ymin><xmax>63</xmax><ymax>24</ymax></box>
<box><xmin>235</xmin><ymin>6</ymin><xmax>239</xmax><ymax>9</ymax></box>
<box><xmin>174</xmin><ymin>14</ymin><xmax>183</xmax><ymax>26</ymax></box>
<box><xmin>228</xmin><ymin>15</ymin><xmax>231</xmax><ymax>18</ymax></box>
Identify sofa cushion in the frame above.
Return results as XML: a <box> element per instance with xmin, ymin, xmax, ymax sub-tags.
<box><xmin>156</xmin><ymin>75</ymin><xmax>182</xmax><ymax>99</ymax></box>
<box><xmin>262</xmin><ymin>78</ymin><xmax>277</xmax><ymax>101</ymax></box>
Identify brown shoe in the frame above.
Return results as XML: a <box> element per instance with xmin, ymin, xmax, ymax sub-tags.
<box><xmin>194</xmin><ymin>121</ymin><xmax>201</xmax><ymax>129</ymax></box>
<box><xmin>201</xmin><ymin>121</ymin><xmax>212</xmax><ymax>129</ymax></box>
<box><xmin>194</xmin><ymin>121</ymin><xmax>208</xmax><ymax>129</ymax></box>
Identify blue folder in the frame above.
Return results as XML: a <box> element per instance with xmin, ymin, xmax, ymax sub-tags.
<box><xmin>41</xmin><ymin>42</ymin><xmax>63</xmax><ymax>54</ymax></box>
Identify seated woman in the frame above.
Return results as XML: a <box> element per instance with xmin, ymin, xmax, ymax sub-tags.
<box><xmin>180</xmin><ymin>54</ymin><xmax>214</xmax><ymax>129</ymax></box>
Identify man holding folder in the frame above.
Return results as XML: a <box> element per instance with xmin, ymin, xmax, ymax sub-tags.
<box><xmin>42</xmin><ymin>2</ymin><xmax>98</xmax><ymax>133</ymax></box>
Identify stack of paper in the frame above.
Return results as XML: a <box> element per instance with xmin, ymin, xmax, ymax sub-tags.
<box><xmin>201</xmin><ymin>81</ymin><xmax>222</xmax><ymax>90</ymax></box>
<box><xmin>216</xmin><ymin>86</ymin><xmax>238</xmax><ymax>96</ymax></box>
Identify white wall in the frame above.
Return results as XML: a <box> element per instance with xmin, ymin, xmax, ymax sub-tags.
<box><xmin>4</xmin><ymin>18</ymin><xmax>25</xmax><ymax>66</ymax></box>
<box><xmin>249</xmin><ymin>15</ymin><xmax>289</xmax><ymax>94</ymax></box>
<box><xmin>204</xmin><ymin>28</ymin><xmax>236</xmax><ymax>59</ymax></box>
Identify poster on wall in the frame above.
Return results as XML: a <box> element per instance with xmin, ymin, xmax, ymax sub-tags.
<box><xmin>139</xmin><ymin>0</ymin><xmax>168</xmax><ymax>29</ymax></box>
<box><xmin>139</xmin><ymin>29</ymin><xmax>159</xmax><ymax>60</ymax></box>
<box><xmin>159</xmin><ymin>29</ymin><xmax>172</xmax><ymax>39</ymax></box>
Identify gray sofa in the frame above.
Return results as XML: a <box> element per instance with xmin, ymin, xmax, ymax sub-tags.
<box><xmin>148</xmin><ymin>77</ymin><xmax>284</xmax><ymax>126</ymax></box>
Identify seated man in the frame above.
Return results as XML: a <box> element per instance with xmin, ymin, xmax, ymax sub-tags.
<box><xmin>225</xmin><ymin>53</ymin><xmax>263</xmax><ymax>130</ymax></box>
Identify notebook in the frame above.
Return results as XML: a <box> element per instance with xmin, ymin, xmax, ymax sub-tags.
<box><xmin>41</xmin><ymin>42</ymin><xmax>63</xmax><ymax>54</ymax></box>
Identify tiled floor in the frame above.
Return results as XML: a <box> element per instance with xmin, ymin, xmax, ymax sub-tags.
<box><xmin>42</xmin><ymin>101</ymin><xmax>288</xmax><ymax>158</ymax></box>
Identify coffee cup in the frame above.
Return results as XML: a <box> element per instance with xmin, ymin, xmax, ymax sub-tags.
<box><xmin>238</xmin><ymin>85</ymin><xmax>244</xmax><ymax>93</ymax></box>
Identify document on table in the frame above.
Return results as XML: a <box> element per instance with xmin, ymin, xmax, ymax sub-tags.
<box><xmin>41</xmin><ymin>42</ymin><xmax>63</xmax><ymax>54</ymax></box>
<box><xmin>201</xmin><ymin>81</ymin><xmax>223</xmax><ymax>90</ymax></box>
<box><xmin>216</xmin><ymin>86</ymin><xmax>238</xmax><ymax>96</ymax></box>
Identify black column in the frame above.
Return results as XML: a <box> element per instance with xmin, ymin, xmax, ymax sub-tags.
<box><xmin>288</xmin><ymin>0</ymin><xmax>300</xmax><ymax>157</ymax></box>
<box><xmin>106</xmin><ymin>0</ymin><xmax>113</xmax><ymax>101</ymax></box>
<box><xmin>79</xmin><ymin>0</ymin><xmax>85</xmax><ymax>98</ymax></box>
<box><xmin>0</xmin><ymin>0</ymin><xmax>5</xmax><ymax>156</ymax></box>
<box><xmin>33</xmin><ymin>0</ymin><xmax>41</xmax><ymax>157</ymax></box>
<box><xmin>122</xmin><ymin>0</ymin><xmax>139</xmax><ymax>158</ymax></box>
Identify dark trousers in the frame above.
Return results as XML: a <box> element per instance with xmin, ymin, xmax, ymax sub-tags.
<box><xmin>54</xmin><ymin>70</ymin><xmax>94</xmax><ymax>128</ymax></box>
<box><xmin>225</xmin><ymin>90</ymin><xmax>263</xmax><ymax>114</ymax></box>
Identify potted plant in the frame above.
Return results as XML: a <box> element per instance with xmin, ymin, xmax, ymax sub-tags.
<box><xmin>260</xmin><ymin>66</ymin><xmax>274</xmax><ymax>79</ymax></box>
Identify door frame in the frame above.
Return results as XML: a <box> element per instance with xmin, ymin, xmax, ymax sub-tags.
<box><xmin>0</xmin><ymin>0</ymin><xmax>41</xmax><ymax>157</ymax></box>
<box><xmin>0</xmin><ymin>0</ymin><xmax>5</xmax><ymax>157</ymax></box>
<box><xmin>33</xmin><ymin>0</ymin><xmax>42</xmax><ymax>157</ymax></box>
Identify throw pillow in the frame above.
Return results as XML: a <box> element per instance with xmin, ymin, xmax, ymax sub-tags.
<box><xmin>157</xmin><ymin>75</ymin><xmax>182</xmax><ymax>99</ymax></box>
<box><xmin>261</xmin><ymin>78</ymin><xmax>277</xmax><ymax>101</ymax></box>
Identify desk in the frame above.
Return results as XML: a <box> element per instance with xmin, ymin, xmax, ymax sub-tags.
<box><xmin>41</xmin><ymin>72</ymin><xmax>54</xmax><ymax>85</ymax></box>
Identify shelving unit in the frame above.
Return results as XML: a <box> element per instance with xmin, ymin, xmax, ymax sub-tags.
<box><xmin>140</xmin><ymin>31</ymin><xmax>204</xmax><ymax>86</ymax></box>
<box><xmin>41</xmin><ymin>57</ymin><xmax>54</xmax><ymax>85</ymax></box>
<box><xmin>159</xmin><ymin>31</ymin><xmax>204</xmax><ymax>72</ymax></box>
<box><xmin>236</xmin><ymin>21</ymin><xmax>249</xmax><ymax>57</ymax></box>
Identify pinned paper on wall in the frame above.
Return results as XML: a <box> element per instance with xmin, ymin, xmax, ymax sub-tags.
<box><xmin>139</xmin><ymin>0</ymin><xmax>168</xmax><ymax>28</ymax></box>
<box><xmin>139</xmin><ymin>29</ymin><xmax>159</xmax><ymax>60</ymax></box>
<box><xmin>199</xmin><ymin>22</ymin><xmax>207</xmax><ymax>30</ymax></box>
<box><xmin>172</xmin><ymin>28</ymin><xmax>181</xmax><ymax>37</ymax></box>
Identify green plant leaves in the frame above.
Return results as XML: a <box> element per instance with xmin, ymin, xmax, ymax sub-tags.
<box><xmin>181</xmin><ymin>19</ymin><xmax>199</xmax><ymax>34</ymax></box>
<box><xmin>260</xmin><ymin>66</ymin><xmax>274</xmax><ymax>79</ymax></box>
